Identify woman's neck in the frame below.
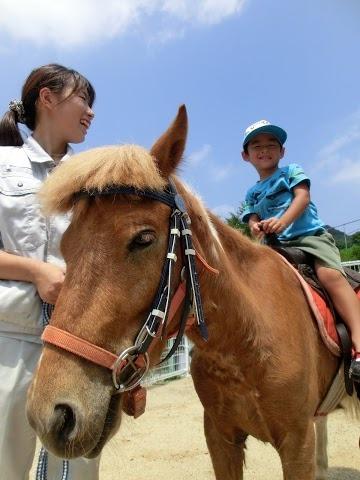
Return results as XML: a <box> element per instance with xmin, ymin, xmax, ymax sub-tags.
<box><xmin>32</xmin><ymin>128</ymin><xmax>68</xmax><ymax>163</ymax></box>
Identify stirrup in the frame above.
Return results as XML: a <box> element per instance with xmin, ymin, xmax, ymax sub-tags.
<box><xmin>349</xmin><ymin>352</ymin><xmax>360</xmax><ymax>383</ymax></box>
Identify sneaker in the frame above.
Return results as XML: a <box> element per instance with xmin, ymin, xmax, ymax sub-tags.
<box><xmin>349</xmin><ymin>353</ymin><xmax>360</xmax><ymax>383</ymax></box>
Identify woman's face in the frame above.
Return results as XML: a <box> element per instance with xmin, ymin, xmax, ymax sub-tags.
<box><xmin>49</xmin><ymin>85</ymin><xmax>95</xmax><ymax>145</ymax></box>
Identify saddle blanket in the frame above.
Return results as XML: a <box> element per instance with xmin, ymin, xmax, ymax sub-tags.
<box><xmin>276</xmin><ymin>254</ymin><xmax>360</xmax><ymax>357</ymax></box>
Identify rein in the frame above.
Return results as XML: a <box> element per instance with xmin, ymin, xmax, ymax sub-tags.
<box><xmin>41</xmin><ymin>181</ymin><xmax>218</xmax><ymax>396</ymax></box>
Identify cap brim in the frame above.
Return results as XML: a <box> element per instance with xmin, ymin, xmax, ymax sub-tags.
<box><xmin>243</xmin><ymin>125</ymin><xmax>287</xmax><ymax>148</ymax></box>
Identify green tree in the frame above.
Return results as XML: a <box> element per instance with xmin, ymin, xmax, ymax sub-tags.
<box><xmin>351</xmin><ymin>231</ymin><xmax>360</xmax><ymax>245</ymax></box>
<box><xmin>339</xmin><ymin>244</ymin><xmax>360</xmax><ymax>262</ymax></box>
<box><xmin>225</xmin><ymin>208</ymin><xmax>251</xmax><ymax>237</ymax></box>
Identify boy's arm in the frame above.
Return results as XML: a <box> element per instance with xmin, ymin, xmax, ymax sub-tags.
<box><xmin>261</xmin><ymin>183</ymin><xmax>310</xmax><ymax>234</ymax></box>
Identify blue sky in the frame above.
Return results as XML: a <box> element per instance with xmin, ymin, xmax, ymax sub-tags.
<box><xmin>1</xmin><ymin>0</ymin><xmax>359</xmax><ymax>232</ymax></box>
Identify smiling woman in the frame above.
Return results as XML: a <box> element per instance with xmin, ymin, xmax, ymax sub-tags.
<box><xmin>0</xmin><ymin>64</ymin><xmax>99</xmax><ymax>479</ymax></box>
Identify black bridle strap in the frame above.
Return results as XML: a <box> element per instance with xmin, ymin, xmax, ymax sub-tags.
<box><xmin>68</xmin><ymin>181</ymin><xmax>210</xmax><ymax>391</ymax></box>
<box><xmin>76</xmin><ymin>185</ymin><xmax>178</xmax><ymax>210</ymax></box>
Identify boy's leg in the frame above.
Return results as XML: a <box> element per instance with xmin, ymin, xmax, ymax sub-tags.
<box><xmin>315</xmin><ymin>264</ymin><xmax>360</xmax><ymax>379</ymax></box>
<box><xmin>0</xmin><ymin>337</ymin><xmax>41</xmax><ymax>479</ymax></box>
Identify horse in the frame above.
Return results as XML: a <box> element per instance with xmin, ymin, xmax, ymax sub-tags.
<box><xmin>27</xmin><ymin>106</ymin><xmax>358</xmax><ymax>479</ymax></box>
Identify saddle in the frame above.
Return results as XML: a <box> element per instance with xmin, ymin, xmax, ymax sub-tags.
<box><xmin>267</xmin><ymin>234</ymin><xmax>360</xmax><ymax>399</ymax></box>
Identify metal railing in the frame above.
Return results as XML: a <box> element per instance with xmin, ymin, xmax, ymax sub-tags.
<box><xmin>341</xmin><ymin>260</ymin><xmax>360</xmax><ymax>272</ymax></box>
<box><xmin>142</xmin><ymin>336</ymin><xmax>191</xmax><ymax>386</ymax></box>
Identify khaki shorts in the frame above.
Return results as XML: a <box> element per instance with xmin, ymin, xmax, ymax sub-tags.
<box><xmin>281</xmin><ymin>230</ymin><xmax>345</xmax><ymax>275</ymax></box>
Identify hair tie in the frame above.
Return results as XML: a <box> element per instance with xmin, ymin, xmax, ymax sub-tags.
<box><xmin>9</xmin><ymin>99</ymin><xmax>26</xmax><ymax>124</ymax></box>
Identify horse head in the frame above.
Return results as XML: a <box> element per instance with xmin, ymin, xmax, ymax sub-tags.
<box><xmin>26</xmin><ymin>106</ymin><xmax>208</xmax><ymax>458</ymax></box>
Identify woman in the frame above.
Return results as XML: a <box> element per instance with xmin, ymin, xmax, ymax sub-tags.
<box><xmin>0</xmin><ymin>64</ymin><xmax>99</xmax><ymax>479</ymax></box>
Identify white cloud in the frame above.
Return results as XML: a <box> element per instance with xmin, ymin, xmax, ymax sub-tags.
<box><xmin>0</xmin><ymin>0</ymin><xmax>247</xmax><ymax>48</ymax></box>
<box><xmin>316</xmin><ymin>110</ymin><xmax>360</xmax><ymax>185</ymax></box>
<box><xmin>330</xmin><ymin>159</ymin><xmax>360</xmax><ymax>183</ymax></box>
<box><xmin>185</xmin><ymin>144</ymin><xmax>235</xmax><ymax>183</ymax></box>
<box><xmin>210</xmin><ymin>163</ymin><xmax>233</xmax><ymax>181</ymax></box>
<box><xmin>161</xmin><ymin>0</ymin><xmax>246</xmax><ymax>25</ymax></box>
<box><xmin>187</xmin><ymin>144</ymin><xmax>212</xmax><ymax>166</ymax></box>
<box><xmin>211</xmin><ymin>204</ymin><xmax>235</xmax><ymax>218</ymax></box>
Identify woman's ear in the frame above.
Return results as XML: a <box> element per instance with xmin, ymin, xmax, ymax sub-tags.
<box><xmin>37</xmin><ymin>87</ymin><xmax>57</xmax><ymax>111</ymax></box>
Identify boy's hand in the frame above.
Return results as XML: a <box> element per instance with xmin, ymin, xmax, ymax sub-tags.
<box><xmin>260</xmin><ymin>217</ymin><xmax>287</xmax><ymax>234</ymax></box>
<box><xmin>32</xmin><ymin>262</ymin><xmax>66</xmax><ymax>304</ymax></box>
<box><xmin>249</xmin><ymin>221</ymin><xmax>265</xmax><ymax>240</ymax></box>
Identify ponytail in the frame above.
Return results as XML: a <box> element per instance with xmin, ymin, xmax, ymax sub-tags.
<box><xmin>0</xmin><ymin>104</ymin><xmax>25</xmax><ymax>146</ymax></box>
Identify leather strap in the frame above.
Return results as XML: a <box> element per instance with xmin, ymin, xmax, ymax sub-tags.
<box><xmin>42</xmin><ymin>325</ymin><xmax>118</xmax><ymax>370</ymax></box>
<box><xmin>336</xmin><ymin>323</ymin><xmax>354</xmax><ymax>396</ymax></box>
<box><xmin>122</xmin><ymin>386</ymin><xmax>147</xmax><ymax>418</ymax></box>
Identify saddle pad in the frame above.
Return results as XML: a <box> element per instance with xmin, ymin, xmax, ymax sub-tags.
<box><xmin>275</xmin><ymin>253</ymin><xmax>360</xmax><ymax>357</ymax></box>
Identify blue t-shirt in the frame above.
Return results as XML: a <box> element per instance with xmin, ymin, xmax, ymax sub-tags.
<box><xmin>241</xmin><ymin>164</ymin><xmax>325</xmax><ymax>241</ymax></box>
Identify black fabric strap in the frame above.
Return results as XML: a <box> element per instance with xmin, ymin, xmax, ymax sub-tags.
<box><xmin>76</xmin><ymin>186</ymin><xmax>177</xmax><ymax>209</ymax></box>
<box><xmin>74</xmin><ymin>180</ymin><xmax>208</xmax><ymax>365</ymax></box>
<box><xmin>336</xmin><ymin>323</ymin><xmax>354</xmax><ymax>396</ymax></box>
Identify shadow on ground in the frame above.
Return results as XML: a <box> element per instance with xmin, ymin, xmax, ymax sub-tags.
<box><xmin>328</xmin><ymin>467</ymin><xmax>360</xmax><ymax>480</ymax></box>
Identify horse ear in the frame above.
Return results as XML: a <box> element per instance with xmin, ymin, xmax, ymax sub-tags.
<box><xmin>150</xmin><ymin>105</ymin><xmax>188</xmax><ymax>177</ymax></box>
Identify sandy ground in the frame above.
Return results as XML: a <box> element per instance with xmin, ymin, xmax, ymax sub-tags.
<box><xmin>32</xmin><ymin>376</ymin><xmax>360</xmax><ymax>479</ymax></box>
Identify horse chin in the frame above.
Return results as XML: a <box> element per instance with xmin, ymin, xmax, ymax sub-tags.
<box><xmin>85</xmin><ymin>394</ymin><xmax>123</xmax><ymax>458</ymax></box>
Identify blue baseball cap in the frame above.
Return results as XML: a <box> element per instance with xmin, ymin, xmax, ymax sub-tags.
<box><xmin>242</xmin><ymin>120</ymin><xmax>287</xmax><ymax>149</ymax></box>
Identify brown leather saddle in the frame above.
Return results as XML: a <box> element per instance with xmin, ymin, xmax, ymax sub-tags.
<box><xmin>267</xmin><ymin>234</ymin><xmax>360</xmax><ymax>399</ymax></box>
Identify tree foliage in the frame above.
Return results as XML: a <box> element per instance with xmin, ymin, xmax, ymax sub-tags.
<box><xmin>225</xmin><ymin>209</ymin><xmax>251</xmax><ymax>237</ymax></box>
<box><xmin>339</xmin><ymin>244</ymin><xmax>360</xmax><ymax>262</ymax></box>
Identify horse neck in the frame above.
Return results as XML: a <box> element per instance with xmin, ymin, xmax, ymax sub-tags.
<box><xmin>178</xmin><ymin>183</ymin><xmax>266</xmax><ymax>359</ymax></box>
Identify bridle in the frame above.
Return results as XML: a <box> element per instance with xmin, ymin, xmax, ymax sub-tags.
<box><xmin>42</xmin><ymin>180</ymin><xmax>219</xmax><ymax>394</ymax></box>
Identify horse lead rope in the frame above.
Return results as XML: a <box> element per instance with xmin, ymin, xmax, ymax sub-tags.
<box><xmin>36</xmin><ymin>302</ymin><xmax>70</xmax><ymax>480</ymax></box>
<box><xmin>36</xmin><ymin>445</ymin><xmax>69</xmax><ymax>480</ymax></box>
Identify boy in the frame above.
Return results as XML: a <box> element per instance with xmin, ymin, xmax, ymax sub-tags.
<box><xmin>240</xmin><ymin>119</ymin><xmax>360</xmax><ymax>382</ymax></box>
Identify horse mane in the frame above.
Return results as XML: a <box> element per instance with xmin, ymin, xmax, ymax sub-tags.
<box><xmin>39</xmin><ymin>145</ymin><xmax>167</xmax><ymax>214</ymax></box>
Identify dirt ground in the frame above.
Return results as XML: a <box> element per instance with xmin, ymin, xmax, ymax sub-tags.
<box><xmin>100</xmin><ymin>377</ymin><xmax>360</xmax><ymax>480</ymax></box>
<box><xmin>32</xmin><ymin>376</ymin><xmax>360</xmax><ymax>479</ymax></box>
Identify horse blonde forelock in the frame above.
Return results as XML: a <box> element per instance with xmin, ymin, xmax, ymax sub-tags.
<box><xmin>39</xmin><ymin>145</ymin><xmax>167</xmax><ymax>214</ymax></box>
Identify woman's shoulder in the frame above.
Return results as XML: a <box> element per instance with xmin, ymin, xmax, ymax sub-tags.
<box><xmin>0</xmin><ymin>145</ymin><xmax>29</xmax><ymax>166</ymax></box>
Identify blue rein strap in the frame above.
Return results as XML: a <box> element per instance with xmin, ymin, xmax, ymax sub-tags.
<box><xmin>36</xmin><ymin>302</ymin><xmax>70</xmax><ymax>480</ymax></box>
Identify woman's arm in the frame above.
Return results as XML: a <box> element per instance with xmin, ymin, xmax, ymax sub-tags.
<box><xmin>0</xmin><ymin>251</ymin><xmax>65</xmax><ymax>304</ymax></box>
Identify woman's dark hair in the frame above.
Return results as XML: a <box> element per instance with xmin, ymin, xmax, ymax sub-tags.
<box><xmin>0</xmin><ymin>64</ymin><xmax>95</xmax><ymax>146</ymax></box>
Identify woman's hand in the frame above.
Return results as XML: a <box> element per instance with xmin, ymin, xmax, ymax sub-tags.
<box><xmin>32</xmin><ymin>262</ymin><xmax>66</xmax><ymax>304</ymax></box>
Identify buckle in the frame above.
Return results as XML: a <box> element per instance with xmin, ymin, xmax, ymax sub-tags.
<box><xmin>112</xmin><ymin>346</ymin><xmax>149</xmax><ymax>392</ymax></box>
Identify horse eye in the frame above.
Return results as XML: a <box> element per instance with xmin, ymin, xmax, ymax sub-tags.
<box><xmin>129</xmin><ymin>231</ymin><xmax>156</xmax><ymax>251</ymax></box>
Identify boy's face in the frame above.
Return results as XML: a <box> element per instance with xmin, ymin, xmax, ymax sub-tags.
<box><xmin>242</xmin><ymin>133</ymin><xmax>285</xmax><ymax>179</ymax></box>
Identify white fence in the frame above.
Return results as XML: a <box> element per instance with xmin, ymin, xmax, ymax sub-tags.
<box><xmin>142</xmin><ymin>336</ymin><xmax>191</xmax><ymax>386</ymax></box>
<box><xmin>342</xmin><ymin>260</ymin><xmax>360</xmax><ymax>272</ymax></box>
<box><xmin>143</xmin><ymin>259</ymin><xmax>360</xmax><ymax>387</ymax></box>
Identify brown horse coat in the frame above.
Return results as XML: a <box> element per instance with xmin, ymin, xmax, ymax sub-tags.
<box><xmin>27</xmin><ymin>106</ymin><xmax>350</xmax><ymax>479</ymax></box>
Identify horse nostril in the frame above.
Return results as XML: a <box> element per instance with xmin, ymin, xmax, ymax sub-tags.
<box><xmin>52</xmin><ymin>404</ymin><xmax>77</xmax><ymax>442</ymax></box>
